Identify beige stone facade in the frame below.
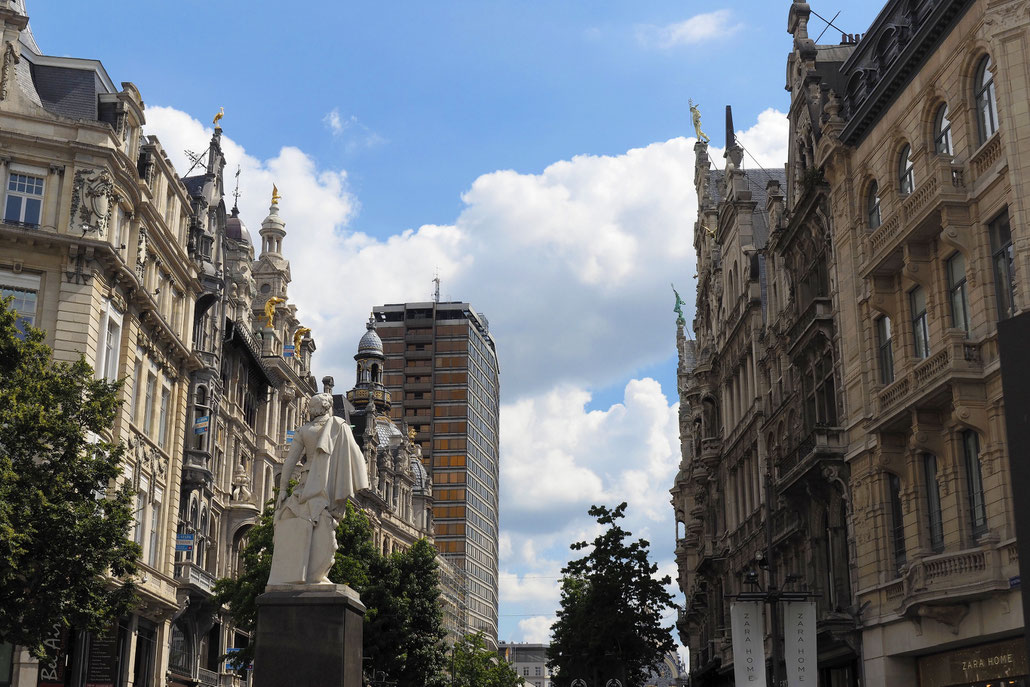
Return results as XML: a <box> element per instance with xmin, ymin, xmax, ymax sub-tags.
<box><xmin>0</xmin><ymin>2</ymin><xmax>198</xmax><ymax>684</ymax></box>
<box><xmin>674</xmin><ymin>1</ymin><xmax>1029</xmax><ymax>685</ymax></box>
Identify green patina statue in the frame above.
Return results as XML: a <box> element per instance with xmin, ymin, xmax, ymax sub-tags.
<box><xmin>672</xmin><ymin>283</ymin><xmax>686</xmax><ymax>324</ymax></box>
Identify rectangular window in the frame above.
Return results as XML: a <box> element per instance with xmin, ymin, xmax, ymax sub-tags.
<box><xmin>963</xmin><ymin>431</ymin><xmax>988</xmax><ymax>539</ymax></box>
<box><xmin>4</xmin><ymin>172</ymin><xmax>44</xmax><ymax>226</ymax></box>
<box><xmin>888</xmin><ymin>473</ymin><xmax>906</xmax><ymax>574</ymax></box>
<box><xmin>148</xmin><ymin>488</ymin><xmax>162</xmax><ymax>567</ymax></box>
<box><xmin>910</xmin><ymin>287</ymin><xmax>930</xmax><ymax>359</ymax></box>
<box><xmin>946</xmin><ymin>252</ymin><xmax>970</xmax><ymax>333</ymax></box>
<box><xmin>0</xmin><ymin>269</ymin><xmax>40</xmax><ymax>339</ymax></box>
<box><xmin>158</xmin><ymin>386</ymin><xmax>171</xmax><ymax>447</ymax></box>
<box><xmin>877</xmin><ymin>317</ymin><xmax>895</xmax><ymax>384</ymax></box>
<box><xmin>97</xmin><ymin>309</ymin><xmax>122</xmax><ymax>381</ymax></box>
<box><xmin>134</xmin><ymin>474</ymin><xmax>149</xmax><ymax>546</ymax></box>
<box><xmin>924</xmin><ymin>453</ymin><xmax>944</xmax><ymax>552</ymax></box>
<box><xmin>130</xmin><ymin>349</ymin><xmax>144</xmax><ymax>423</ymax></box>
<box><xmin>990</xmin><ymin>212</ymin><xmax>1016</xmax><ymax>319</ymax></box>
<box><xmin>143</xmin><ymin>373</ymin><xmax>157</xmax><ymax>435</ymax></box>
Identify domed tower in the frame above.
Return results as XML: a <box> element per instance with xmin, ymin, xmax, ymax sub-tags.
<box><xmin>253</xmin><ymin>187</ymin><xmax>292</xmax><ymax>305</ymax></box>
<box><xmin>346</xmin><ymin>314</ymin><xmax>392</xmax><ymax>415</ymax></box>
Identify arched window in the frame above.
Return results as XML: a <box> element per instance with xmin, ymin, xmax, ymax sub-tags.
<box><xmin>898</xmin><ymin>144</ymin><xmax>915</xmax><ymax>194</ymax></box>
<box><xmin>867</xmin><ymin>181</ymin><xmax>881</xmax><ymax>229</ymax></box>
<box><xmin>975</xmin><ymin>55</ymin><xmax>999</xmax><ymax>144</ymax></box>
<box><xmin>371</xmin><ymin>363</ymin><xmax>380</xmax><ymax>384</ymax></box>
<box><xmin>934</xmin><ymin>103</ymin><xmax>953</xmax><ymax>155</ymax></box>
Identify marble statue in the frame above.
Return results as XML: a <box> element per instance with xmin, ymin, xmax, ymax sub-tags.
<box><xmin>267</xmin><ymin>393</ymin><xmax>369</xmax><ymax>586</ymax></box>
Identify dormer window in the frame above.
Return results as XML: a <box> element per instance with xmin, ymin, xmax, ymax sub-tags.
<box><xmin>934</xmin><ymin>104</ymin><xmax>953</xmax><ymax>155</ymax></box>
<box><xmin>898</xmin><ymin>144</ymin><xmax>915</xmax><ymax>195</ymax></box>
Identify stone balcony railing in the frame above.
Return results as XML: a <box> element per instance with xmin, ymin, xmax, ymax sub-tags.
<box><xmin>970</xmin><ymin>132</ymin><xmax>1004</xmax><ymax>182</ymax></box>
<box><xmin>787</xmin><ymin>297</ymin><xmax>833</xmax><ymax>350</ymax></box>
<box><xmin>858</xmin><ymin>538</ymin><xmax>1016</xmax><ymax>620</ymax></box>
<box><xmin>876</xmin><ymin>331</ymin><xmax>982</xmax><ymax>420</ymax></box>
<box><xmin>174</xmin><ymin>561</ymin><xmax>217</xmax><ymax>596</ymax></box>
<box><xmin>776</xmin><ymin>426</ymin><xmax>846</xmax><ymax>488</ymax></box>
<box><xmin>863</xmin><ymin>158</ymin><xmax>966</xmax><ymax>274</ymax></box>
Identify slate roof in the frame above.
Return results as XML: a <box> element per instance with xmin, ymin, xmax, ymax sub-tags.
<box><xmin>30</xmin><ymin>64</ymin><xmax>100</xmax><ymax>120</ymax></box>
<box><xmin>181</xmin><ymin>175</ymin><xmax>207</xmax><ymax>198</ymax></box>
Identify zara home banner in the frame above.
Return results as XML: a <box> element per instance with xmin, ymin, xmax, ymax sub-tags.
<box><xmin>730</xmin><ymin>601</ymin><xmax>768</xmax><ymax>687</ymax></box>
<box><xmin>783</xmin><ymin>600</ymin><xmax>817</xmax><ymax>686</ymax></box>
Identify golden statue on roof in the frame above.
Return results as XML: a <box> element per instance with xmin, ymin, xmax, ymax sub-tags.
<box><xmin>263</xmin><ymin>296</ymin><xmax>286</xmax><ymax>329</ymax></box>
<box><xmin>293</xmin><ymin>327</ymin><xmax>311</xmax><ymax>352</ymax></box>
<box><xmin>213</xmin><ymin>107</ymin><xmax>224</xmax><ymax>128</ymax></box>
<box><xmin>271</xmin><ymin>184</ymin><xmax>282</xmax><ymax>205</ymax></box>
<box><xmin>689</xmin><ymin>99</ymin><xmax>710</xmax><ymax>144</ymax></box>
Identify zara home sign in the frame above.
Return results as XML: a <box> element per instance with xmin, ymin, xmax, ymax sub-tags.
<box><xmin>731</xmin><ymin>601</ymin><xmax>768</xmax><ymax>687</ymax></box>
<box><xmin>783</xmin><ymin>601</ymin><xmax>817</xmax><ymax>685</ymax></box>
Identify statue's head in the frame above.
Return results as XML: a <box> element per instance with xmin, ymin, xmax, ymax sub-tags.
<box><xmin>308</xmin><ymin>392</ymin><xmax>333</xmax><ymax>419</ymax></box>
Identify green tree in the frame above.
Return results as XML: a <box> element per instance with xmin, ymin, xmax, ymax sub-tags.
<box><xmin>213</xmin><ymin>499</ymin><xmax>379</xmax><ymax>665</ymax></box>
<box><xmin>0</xmin><ymin>298</ymin><xmax>139</xmax><ymax>658</ymax></box>
<box><xmin>547</xmin><ymin>502</ymin><xmax>676</xmax><ymax>687</ymax></box>
<box><xmin>450</xmin><ymin>632</ymin><xmax>526</xmax><ymax>687</ymax></box>
<box><xmin>363</xmin><ymin>539</ymin><xmax>448</xmax><ymax>686</ymax></box>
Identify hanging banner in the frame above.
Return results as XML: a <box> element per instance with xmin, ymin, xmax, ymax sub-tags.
<box><xmin>783</xmin><ymin>600</ymin><xmax>817</xmax><ymax>686</ymax></box>
<box><xmin>731</xmin><ymin>601</ymin><xmax>768</xmax><ymax>687</ymax></box>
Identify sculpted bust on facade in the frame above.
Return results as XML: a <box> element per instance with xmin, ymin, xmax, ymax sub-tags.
<box><xmin>267</xmin><ymin>392</ymin><xmax>370</xmax><ymax>586</ymax></box>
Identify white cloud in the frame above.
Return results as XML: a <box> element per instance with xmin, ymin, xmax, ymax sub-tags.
<box><xmin>518</xmin><ymin>616</ymin><xmax>555</xmax><ymax>644</ymax></box>
<box><xmin>638</xmin><ymin>10</ymin><xmax>743</xmax><ymax>49</ymax></box>
<box><xmin>142</xmin><ymin>105</ymin><xmax>790</xmax><ymax>643</ymax></box>
<box><xmin>322</xmin><ymin>107</ymin><xmax>386</xmax><ymax>151</ymax></box>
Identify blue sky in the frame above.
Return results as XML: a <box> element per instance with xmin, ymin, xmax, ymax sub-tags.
<box><xmin>29</xmin><ymin>0</ymin><xmax>882</xmax><ymax>650</ymax></box>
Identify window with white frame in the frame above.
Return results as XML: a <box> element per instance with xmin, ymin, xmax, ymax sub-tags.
<box><xmin>143</xmin><ymin>370</ymin><xmax>157</xmax><ymax>435</ymax></box>
<box><xmin>898</xmin><ymin>144</ymin><xmax>915</xmax><ymax>195</ymax></box>
<box><xmin>934</xmin><ymin>103</ymin><xmax>953</xmax><ymax>155</ymax></box>
<box><xmin>910</xmin><ymin>286</ymin><xmax>930</xmax><ymax>359</ymax></box>
<box><xmin>158</xmin><ymin>385</ymin><xmax>171</xmax><ymax>448</ymax></box>
<box><xmin>96</xmin><ymin>302</ymin><xmax>123</xmax><ymax>381</ymax></box>
<box><xmin>867</xmin><ymin>181</ymin><xmax>881</xmax><ymax>229</ymax></box>
<box><xmin>0</xmin><ymin>269</ymin><xmax>40</xmax><ymax>338</ymax></box>
<box><xmin>134</xmin><ymin>473</ymin><xmax>150</xmax><ymax>546</ymax></box>
<box><xmin>946</xmin><ymin>252</ymin><xmax>970</xmax><ymax>333</ymax></box>
<box><xmin>877</xmin><ymin>316</ymin><xmax>895</xmax><ymax>385</ymax></box>
<box><xmin>975</xmin><ymin>55</ymin><xmax>999</xmax><ymax>144</ymax></box>
<box><xmin>148</xmin><ymin>486</ymin><xmax>163</xmax><ymax>567</ymax></box>
<box><xmin>3</xmin><ymin>171</ymin><xmax>44</xmax><ymax>226</ymax></box>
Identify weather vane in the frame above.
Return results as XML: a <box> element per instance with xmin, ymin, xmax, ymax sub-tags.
<box><xmin>271</xmin><ymin>184</ymin><xmax>282</xmax><ymax>205</ymax></box>
<box><xmin>689</xmin><ymin>99</ymin><xmax>710</xmax><ymax>144</ymax></box>
<box><xmin>232</xmin><ymin>165</ymin><xmax>241</xmax><ymax>209</ymax></box>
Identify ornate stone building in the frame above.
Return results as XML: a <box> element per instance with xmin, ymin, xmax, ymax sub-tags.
<box><xmin>0</xmin><ymin>1</ymin><xmax>199</xmax><ymax>683</ymax></box>
<box><xmin>803</xmin><ymin>0</ymin><xmax>1027</xmax><ymax>683</ymax></box>
<box><xmin>674</xmin><ymin>1</ymin><xmax>1029</xmax><ymax>685</ymax></box>
<box><xmin>168</xmin><ymin>175</ymin><xmax>319</xmax><ymax>687</ymax></box>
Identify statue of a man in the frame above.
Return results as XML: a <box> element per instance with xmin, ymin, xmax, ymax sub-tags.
<box><xmin>267</xmin><ymin>393</ymin><xmax>369</xmax><ymax>586</ymax></box>
<box><xmin>689</xmin><ymin>99</ymin><xmax>710</xmax><ymax>144</ymax></box>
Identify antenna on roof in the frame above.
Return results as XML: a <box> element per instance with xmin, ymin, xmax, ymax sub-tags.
<box><xmin>811</xmin><ymin>9</ymin><xmax>843</xmax><ymax>43</ymax></box>
<box><xmin>183</xmin><ymin>148</ymin><xmax>207</xmax><ymax>177</ymax></box>
<box><xmin>232</xmin><ymin>165</ymin><xmax>241</xmax><ymax>212</ymax></box>
<box><xmin>432</xmin><ymin>271</ymin><xmax>441</xmax><ymax>303</ymax></box>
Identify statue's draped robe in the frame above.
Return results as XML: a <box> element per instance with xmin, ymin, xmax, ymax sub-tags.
<box><xmin>268</xmin><ymin>415</ymin><xmax>369</xmax><ymax>585</ymax></box>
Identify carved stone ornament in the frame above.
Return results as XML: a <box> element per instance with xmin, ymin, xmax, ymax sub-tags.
<box><xmin>136</xmin><ymin>225</ymin><xmax>148</xmax><ymax>281</ymax></box>
<box><xmin>0</xmin><ymin>41</ymin><xmax>18</xmax><ymax>102</ymax></box>
<box><xmin>70</xmin><ymin>169</ymin><xmax>118</xmax><ymax>237</ymax></box>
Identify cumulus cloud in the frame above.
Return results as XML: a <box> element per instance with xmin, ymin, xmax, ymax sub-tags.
<box><xmin>637</xmin><ymin>10</ymin><xmax>743</xmax><ymax>49</ymax></box>
<box><xmin>143</xmin><ymin>106</ymin><xmax>789</xmax><ymax>642</ymax></box>
<box><xmin>518</xmin><ymin>616</ymin><xmax>555</xmax><ymax>644</ymax></box>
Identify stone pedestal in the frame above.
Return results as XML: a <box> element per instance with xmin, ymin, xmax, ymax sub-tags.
<box><xmin>253</xmin><ymin>584</ymin><xmax>365</xmax><ymax>687</ymax></box>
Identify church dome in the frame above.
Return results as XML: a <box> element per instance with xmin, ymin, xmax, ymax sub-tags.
<box><xmin>357</xmin><ymin>315</ymin><xmax>383</xmax><ymax>355</ymax></box>
<box><xmin>226</xmin><ymin>207</ymin><xmax>252</xmax><ymax>244</ymax></box>
<box><xmin>410</xmin><ymin>455</ymin><xmax>430</xmax><ymax>494</ymax></box>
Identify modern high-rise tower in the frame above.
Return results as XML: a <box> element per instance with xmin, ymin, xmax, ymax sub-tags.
<box><xmin>373</xmin><ymin>301</ymin><xmax>500</xmax><ymax>645</ymax></box>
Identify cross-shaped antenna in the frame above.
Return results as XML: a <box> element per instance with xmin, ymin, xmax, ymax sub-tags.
<box><xmin>811</xmin><ymin>8</ymin><xmax>844</xmax><ymax>43</ymax></box>
<box><xmin>232</xmin><ymin>165</ymin><xmax>241</xmax><ymax>209</ymax></box>
<box><xmin>183</xmin><ymin>148</ymin><xmax>207</xmax><ymax>177</ymax></box>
